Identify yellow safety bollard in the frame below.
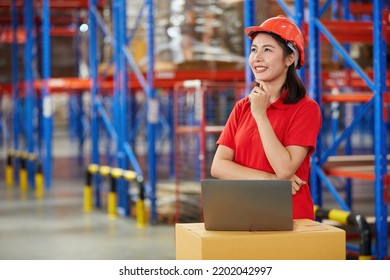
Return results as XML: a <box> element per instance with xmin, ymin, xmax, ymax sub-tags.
<box><xmin>136</xmin><ymin>200</ymin><xmax>147</xmax><ymax>228</ymax></box>
<box><xmin>99</xmin><ymin>165</ymin><xmax>111</xmax><ymax>177</ymax></box>
<box><xmin>136</xmin><ymin>177</ymin><xmax>147</xmax><ymax>228</ymax></box>
<box><xmin>19</xmin><ymin>152</ymin><xmax>28</xmax><ymax>193</ymax></box>
<box><xmin>83</xmin><ymin>179</ymin><xmax>93</xmax><ymax>212</ymax></box>
<box><xmin>83</xmin><ymin>164</ymin><xmax>99</xmax><ymax>213</ymax></box>
<box><xmin>5</xmin><ymin>151</ymin><xmax>14</xmax><ymax>187</ymax></box>
<box><xmin>123</xmin><ymin>170</ymin><xmax>137</xmax><ymax>181</ymax></box>
<box><xmin>359</xmin><ymin>255</ymin><xmax>372</xmax><ymax>260</ymax></box>
<box><xmin>328</xmin><ymin>209</ymin><xmax>350</xmax><ymax>225</ymax></box>
<box><xmin>108</xmin><ymin>168</ymin><xmax>122</xmax><ymax>219</ymax></box>
<box><xmin>34</xmin><ymin>160</ymin><xmax>44</xmax><ymax>199</ymax></box>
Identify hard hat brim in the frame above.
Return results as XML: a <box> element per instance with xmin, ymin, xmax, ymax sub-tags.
<box><xmin>245</xmin><ymin>26</ymin><xmax>285</xmax><ymax>41</ymax></box>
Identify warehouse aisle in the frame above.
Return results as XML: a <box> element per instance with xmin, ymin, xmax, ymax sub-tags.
<box><xmin>0</xmin><ymin>156</ymin><xmax>176</xmax><ymax>260</ymax></box>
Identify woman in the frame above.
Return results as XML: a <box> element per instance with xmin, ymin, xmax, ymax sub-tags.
<box><xmin>210</xmin><ymin>16</ymin><xmax>322</xmax><ymax>220</ymax></box>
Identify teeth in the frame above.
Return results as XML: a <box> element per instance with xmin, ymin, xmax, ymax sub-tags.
<box><xmin>255</xmin><ymin>67</ymin><xmax>267</xmax><ymax>71</ymax></box>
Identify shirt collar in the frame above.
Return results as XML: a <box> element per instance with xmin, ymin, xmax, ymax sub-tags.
<box><xmin>268</xmin><ymin>89</ymin><xmax>289</xmax><ymax>110</ymax></box>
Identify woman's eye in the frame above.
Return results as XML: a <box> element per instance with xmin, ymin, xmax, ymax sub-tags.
<box><xmin>250</xmin><ymin>47</ymin><xmax>257</xmax><ymax>52</ymax></box>
<box><xmin>264</xmin><ymin>48</ymin><xmax>271</xmax><ymax>52</ymax></box>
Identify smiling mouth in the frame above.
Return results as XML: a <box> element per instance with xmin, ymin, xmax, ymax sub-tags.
<box><xmin>255</xmin><ymin>66</ymin><xmax>267</xmax><ymax>71</ymax></box>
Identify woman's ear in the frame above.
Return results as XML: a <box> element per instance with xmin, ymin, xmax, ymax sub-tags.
<box><xmin>285</xmin><ymin>53</ymin><xmax>295</xmax><ymax>67</ymax></box>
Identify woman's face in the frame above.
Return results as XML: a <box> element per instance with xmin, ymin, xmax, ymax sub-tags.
<box><xmin>248</xmin><ymin>33</ymin><xmax>294</xmax><ymax>85</ymax></box>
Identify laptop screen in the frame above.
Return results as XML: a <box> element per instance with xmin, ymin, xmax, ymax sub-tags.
<box><xmin>201</xmin><ymin>179</ymin><xmax>293</xmax><ymax>231</ymax></box>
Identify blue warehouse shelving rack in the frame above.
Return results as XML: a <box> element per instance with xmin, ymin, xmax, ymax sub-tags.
<box><xmin>3</xmin><ymin>1</ymin><xmax>387</xmax><ymax>255</ymax></box>
<box><xmin>0</xmin><ymin>0</ymin><xmax>95</xmax><ymax>191</ymax></box>
<box><xmin>86</xmin><ymin>0</ymin><xmax>247</xmax><ymax>222</ymax></box>
<box><xmin>308</xmin><ymin>0</ymin><xmax>389</xmax><ymax>260</ymax></box>
<box><xmin>87</xmin><ymin>0</ymin><xmax>150</xmax><ymax>219</ymax></box>
<box><xmin>243</xmin><ymin>0</ymin><xmax>389</xmax><ymax>259</ymax></box>
<box><xmin>0</xmin><ymin>0</ymin><xmax>247</xmax><ymax>223</ymax></box>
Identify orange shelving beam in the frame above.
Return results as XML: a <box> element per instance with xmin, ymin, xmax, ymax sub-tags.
<box><xmin>0</xmin><ymin>0</ymin><xmax>105</xmax><ymax>9</ymax></box>
<box><xmin>350</xmin><ymin>2</ymin><xmax>373</xmax><ymax>16</ymax></box>
<box><xmin>301</xmin><ymin>15</ymin><xmax>390</xmax><ymax>43</ymax></box>
<box><xmin>323</xmin><ymin>155</ymin><xmax>390</xmax><ymax>181</ymax></box>
<box><xmin>0</xmin><ymin>70</ymin><xmax>247</xmax><ymax>95</ymax></box>
<box><xmin>322</xmin><ymin>93</ymin><xmax>374</xmax><ymax>103</ymax></box>
<box><xmin>0</xmin><ymin>78</ymin><xmax>92</xmax><ymax>96</ymax></box>
<box><xmin>322</xmin><ymin>92</ymin><xmax>390</xmax><ymax>106</ymax></box>
<box><xmin>0</xmin><ymin>27</ymin><xmax>78</xmax><ymax>43</ymax></box>
<box><xmin>322</xmin><ymin>70</ymin><xmax>390</xmax><ymax>88</ymax></box>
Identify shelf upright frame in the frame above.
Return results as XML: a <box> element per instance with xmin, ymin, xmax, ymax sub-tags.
<box><xmin>24</xmin><ymin>0</ymin><xmax>36</xmax><ymax>188</ymax></box>
<box><xmin>276</xmin><ymin>0</ymin><xmax>306</xmax><ymax>84</ymax></box>
<box><xmin>89</xmin><ymin>0</ymin><xmax>101</xmax><ymax>208</ymax></box>
<box><xmin>112</xmin><ymin>0</ymin><xmax>130</xmax><ymax>217</ymax></box>
<box><xmin>340</xmin><ymin>0</ymin><xmax>353</xmax><ymax>209</ymax></box>
<box><xmin>308</xmin><ymin>0</ymin><xmax>323</xmax><ymax>209</ymax></box>
<box><xmin>41</xmin><ymin>0</ymin><xmax>53</xmax><ymax>189</ymax></box>
<box><xmin>146</xmin><ymin>0</ymin><xmax>157</xmax><ymax>223</ymax></box>
<box><xmin>372</xmin><ymin>0</ymin><xmax>388</xmax><ymax>261</ymax></box>
<box><xmin>11</xmin><ymin>0</ymin><xmax>20</xmax><ymax>185</ymax></box>
<box><xmin>88</xmin><ymin>0</ymin><xmax>146</xmax><ymax>216</ymax></box>
<box><xmin>309</xmin><ymin>0</ymin><xmax>388</xmax><ymax>260</ymax></box>
<box><xmin>244</xmin><ymin>0</ymin><xmax>255</xmax><ymax>85</ymax></box>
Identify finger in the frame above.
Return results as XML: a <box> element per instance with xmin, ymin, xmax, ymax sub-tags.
<box><xmin>296</xmin><ymin>180</ymin><xmax>306</xmax><ymax>186</ymax></box>
<box><xmin>254</xmin><ymin>82</ymin><xmax>262</xmax><ymax>92</ymax></box>
<box><xmin>292</xmin><ymin>186</ymin><xmax>297</xmax><ymax>195</ymax></box>
<box><xmin>294</xmin><ymin>178</ymin><xmax>306</xmax><ymax>186</ymax></box>
<box><xmin>292</xmin><ymin>181</ymin><xmax>301</xmax><ymax>192</ymax></box>
<box><xmin>257</xmin><ymin>81</ymin><xmax>265</xmax><ymax>91</ymax></box>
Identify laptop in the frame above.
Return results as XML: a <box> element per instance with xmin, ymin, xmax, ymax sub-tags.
<box><xmin>200</xmin><ymin>179</ymin><xmax>293</xmax><ymax>231</ymax></box>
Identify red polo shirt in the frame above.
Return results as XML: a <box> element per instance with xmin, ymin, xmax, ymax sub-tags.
<box><xmin>217</xmin><ymin>94</ymin><xmax>322</xmax><ymax>219</ymax></box>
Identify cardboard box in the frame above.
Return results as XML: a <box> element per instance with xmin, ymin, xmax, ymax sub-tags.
<box><xmin>175</xmin><ymin>219</ymin><xmax>345</xmax><ymax>260</ymax></box>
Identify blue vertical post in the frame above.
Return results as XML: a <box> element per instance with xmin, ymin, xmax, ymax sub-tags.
<box><xmin>68</xmin><ymin>97</ymin><xmax>76</xmax><ymax>140</ymax></box>
<box><xmin>373</xmin><ymin>0</ymin><xmax>388</xmax><ymax>260</ymax></box>
<box><xmin>244</xmin><ymin>0</ymin><xmax>255</xmax><ymax>85</ymax></box>
<box><xmin>113</xmin><ymin>0</ymin><xmax>129</xmax><ymax>216</ymax></box>
<box><xmin>168</xmin><ymin>91</ymin><xmax>175</xmax><ymax>179</ymax></box>
<box><xmin>294</xmin><ymin>0</ymin><xmax>305</xmax><ymax>85</ymax></box>
<box><xmin>331</xmin><ymin>0</ymin><xmax>338</xmax><ymax>62</ymax></box>
<box><xmin>89</xmin><ymin>0</ymin><xmax>101</xmax><ymax>207</ymax></box>
<box><xmin>146</xmin><ymin>0</ymin><xmax>157</xmax><ymax>223</ymax></box>
<box><xmin>274</xmin><ymin>1</ymin><xmax>306</xmax><ymax>82</ymax></box>
<box><xmin>42</xmin><ymin>0</ymin><xmax>52</xmax><ymax>189</ymax></box>
<box><xmin>11</xmin><ymin>0</ymin><xmax>20</xmax><ymax>184</ymax></box>
<box><xmin>308</xmin><ymin>0</ymin><xmax>323</xmax><ymax>207</ymax></box>
<box><xmin>76</xmin><ymin>93</ymin><xmax>85</xmax><ymax>164</ymax></box>
<box><xmin>341</xmin><ymin>0</ymin><xmax>353</xmax><ymax>208</ymax></box>
<box><xmin>74</xmin><ymin>16</ymin><xmax>85</xmax><ymax>165</ymax></box>
<box><xmin>24</xmin><ymin>0</ymin><xmax>35</xmax><ymax>188</ymax></box>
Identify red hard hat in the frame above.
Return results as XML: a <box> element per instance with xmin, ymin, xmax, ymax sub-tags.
<box><xmin>245</xmin><ymin>15</ymin><xmax>304</xmax><ymax>68</ymax></box>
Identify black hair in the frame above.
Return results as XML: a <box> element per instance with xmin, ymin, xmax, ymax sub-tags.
<box><xmin>255</xmin><ymin>32</ymin><xmax>306</xmax><ymax>104</ymax></box>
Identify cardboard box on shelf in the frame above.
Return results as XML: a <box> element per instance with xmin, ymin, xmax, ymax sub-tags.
<box><xmin>176</xmin><ymin>219</ymin><xmax>346</xmax><ymax>260</ymax></box>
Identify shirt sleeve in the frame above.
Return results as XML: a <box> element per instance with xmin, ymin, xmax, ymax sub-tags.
<box><xmin>284</xmin><ymin>98</ymin><xmax>322</xmax><ymax>154</ymax></box>
<box><xmin>216</xmin><ymin>98</ymin><xmax>247</xmax><ymax>150</ymax></box>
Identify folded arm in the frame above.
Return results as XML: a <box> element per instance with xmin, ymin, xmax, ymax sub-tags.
<box><xmin>211</xmin><ymin>145</ymin><xmax>277</xmax><ymax>180</ymax></box>
<box><xmin>210</xmin><ymin>145</ymin><xmax>306</xmax><ymax>195</ymax></box>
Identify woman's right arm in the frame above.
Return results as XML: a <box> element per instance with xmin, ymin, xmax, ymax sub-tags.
<box><xmin>210</xmin><ymin>145</ymin><xmax>277</xmax><ymax>180</ymax></box>
<box><xmin>210</xmin><ymin>145</ymin><xmax>305</xmax><ymax>194</ymax></box>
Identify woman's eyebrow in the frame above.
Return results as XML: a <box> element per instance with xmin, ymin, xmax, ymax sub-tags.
<box><xmin>251</xmin><ymin>43</ymin><xmax>277</xmax><ymax>49</ymax></box>
<box><xmin>260</xmin><ymin>44</ymin><xmax>276</xmax><ymax>48</ymax></box>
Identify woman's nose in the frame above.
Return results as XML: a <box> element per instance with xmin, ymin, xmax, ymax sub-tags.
<box><xmin>254</xmin><ymin>52</ymin><xmax>263</xmax><ymax>61</ymax></box>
